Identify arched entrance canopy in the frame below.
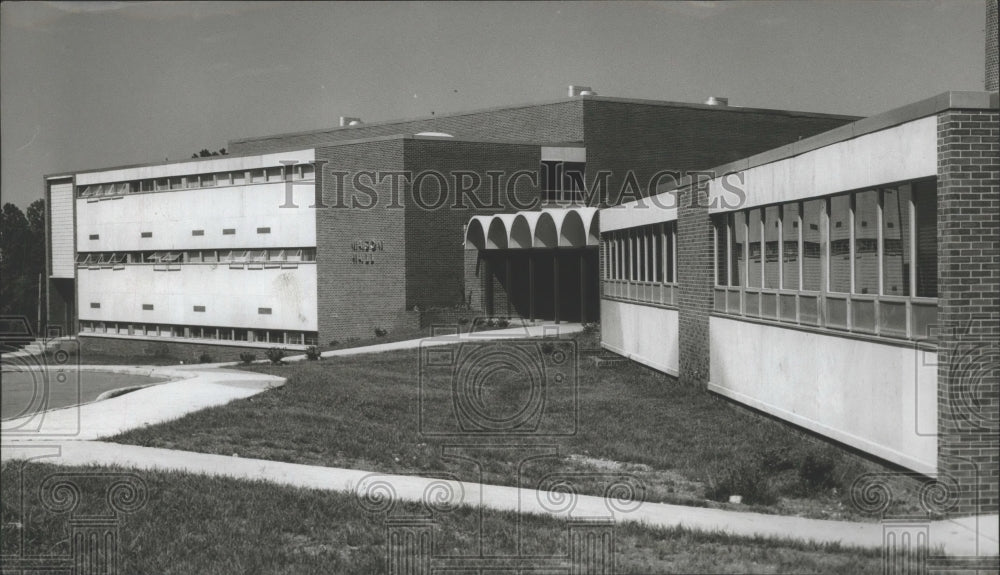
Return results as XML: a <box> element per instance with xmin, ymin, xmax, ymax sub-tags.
<box><xmin>464</xmin><ymin>207</ymin><xmax>599</xmax><ymax>249</ymax></box>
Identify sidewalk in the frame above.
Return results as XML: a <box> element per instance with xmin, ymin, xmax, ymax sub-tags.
<box><xmin>2</xmin><ymin>440</ymin><xmax>996</xmax><ymax>557</ymax></box>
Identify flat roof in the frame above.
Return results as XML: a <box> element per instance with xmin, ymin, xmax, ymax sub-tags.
<box><xmin>654</xmin><ymin>90</ymin><xmax>999</xmax><ymax>195</ymax></box>
<box><xmin>228</xmin><ymin>93</ymin><xmax>859</xmax><ymax>147</ymax></box>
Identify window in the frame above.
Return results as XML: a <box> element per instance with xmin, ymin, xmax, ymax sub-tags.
<box><xmin>882</xmin><ymin>185</ymin><xmax>910</xmax><ymax>296</ymax></box>
<box><xmin>90</xmin><ymin>302</ymin><xmax>100</xmax><ymax>309</ymax></box>
<box><xmin>854</xmin><ymin>190</ymin><xmax>879</xmax><ymax>295</ymax></box>
<box><xmin>215</xmin><ymin>172</ymin><xmax>232</xmax><ymax>186</ymax></box>
<box><xmin>199</xmin><ymin>174</ymin><xmax>215</xmax><ymax>187</ymax></box>
<box><xmin>715</xmin><ymin>218</ymin><xmax>728</xmax><ymax>286</ymax></box>
<box><xmin>89</xmin><ymin>234</ymin><xmax>99</xmax><ymax>240</ymax></box>
<box><xmin>155</xmin><ymin>178</ymin><xmax>170</xmax><ymax>192</ymax></box>
<box><xmin>781</xmin><ymin>203</ymin><xmax>799</xmax><ymax>290</ymax></box>
<box><xmin>802</xmin><ymin>199</ymin><xmax>822</xmax><ymax>291</ymax></box>
<box><xmin>250</xmin><ymin>169</ymin><xmax>266</xmax><ymax>183</ymax></box>
<box><xmin>192</xmin><ymin>230</ymin><xmax>204</xmax><ymax>236</ymax></box>
<box><xmin>257</xmin><ymin>227</ymin><xmax>271</xmax><ymax>234</ymax></box>
<box><xmin>140</xmin><ymin>180</ymin><xmax>154</xmax><ymax>193</ymax></box>
<box><xmin>169</xmin><ymin>177</ymin><xmax>183</xmax><ymax>190</ymax></box>
<box><xmin>828</xmin><ymin>194</ymin><xmax>851</xmax><ymax>293</ymax></box>
<box><xmin>223</xmin><ymin>228</ymin><xmax>236</xmax><ymax>235</ymax></box>
<box><xmin>913</xmin><ymin>180</ymin><xmax>937</xmax><ymax>298</ymax></box>
<box><xmin>141</xmin><ymin>232</ymin><xmax>153</xmax><ymax>238</ymax></box>
<box><xmin>266</xmin><ymin>167</ymin><xmax>283</xmax><ymax>182</ymax></box>
<box><xmin>258</xmin><ymin>307</ymin><xmax>272</xmax><ymax>315</ymax></box>
<box><xmin>747</xmin><ymin>209</ymin><xmax>762</xmax><ymax>288</ymax></box>
<box><xmin>764</xmin><ymin>206</ymin><xmax>780</xmax><ymax>289</ymax></box>
<box><xmin>194</xmin><ymin>305</ymin><xmax>206</xmax><ymax>312</ymax></box>
<box><xmin>541</xmin><ymin>161</ymin><xmax>585</xmax><ymax>203</ymax></box>
<box><xmin>233</xmin><ymin>171</ymin><xmax>247</xmax><ymax>185</ymax></box>
<box><xmin>142</xmin><ymin>304</ymin><xmax>154</xmax><ymax>310</ymax></box>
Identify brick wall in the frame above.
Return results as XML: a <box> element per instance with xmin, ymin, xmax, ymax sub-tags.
<box><xmin>230</xmin><ymin>100</ymin><xmax>584</xmax><ymax>155</ymax></box>
<box><xmin>936</xmin><ymin>108</ymin><xmax>1000</xmax><ymax>515</ymax></box>
<box><xmin>675</xmin><ymin>181</ymin><xmax>713</xmax><ymax>386</ymax></box>
<box><xmin>582</xmin><ymin>100</ymin><xmax>857</xmax><ymax>205</ymax></box>
<box><xmin>403</xmin><ymin>139</ymin><xmax>540</xmax><ymax>311</ymax></box>
<box><xmin>314</xmin><ymin>139</ymin><xmax>413</xmax><ymax>344</ymax></box>
<box><xmin>987</xmin><ymin>0</ymin><xmax>998</xmax><ymax>91</ymax></box>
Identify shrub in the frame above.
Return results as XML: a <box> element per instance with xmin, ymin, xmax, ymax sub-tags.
<box><xmin>197</xmin><ymin>351</ymin><xmax>214</xmax><ymax>364</ymax></box>
<box><xmin>328</xmin><ymin>340</ymin><xmax>339</xmax><ymax>348</ymax></box>
<box><xmin>265</xmin><ymin>348</ymin><xmax>286</xmax><ymax>365</ymax></box>
<box><xmin>540</xmin><ymin>341</ymin><xmax>556</xmax><ymax>355</ymax></box>
<box><xmin>457</xmin><ymin>316</ymin><xmax>470</xmax><ymax>325</ymax></box>
<box><xmin>305</xmin><ymin>346</ymin><xmax>321</xmax><ymax>361</ymax></box>
<box><xmin>798</xmin><ymin>452</ymin><xmax>839</xmax><ymax>493</ymax></box>
<box><xmin>704</xmin><ymin>455</ymin><xmax>779</xmax><ymax>506</ymax></box>
<box><xmin>374</xmin><ymin>327</ymin><xmax>388</xmax><ymax>337</ymax></box>
<box><xmin>238</xmin><ymin>352</ymin><xmax>256</xmax><ymax>365</ymax></box>
<box><xmin>495</xmin><ymin>318</ymin><xmax>510</xmax><ymax>328</ymax></box>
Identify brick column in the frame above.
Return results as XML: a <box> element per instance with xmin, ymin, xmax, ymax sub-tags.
<box><xmin>676</xmin><ymin>181</ymin><xmax>713</xmax><ymax>386</ymax></box>
<box><xmin>936</xmin><ymin>108</ymin><xmax>1000</xmax><ymax>515</ymax></box>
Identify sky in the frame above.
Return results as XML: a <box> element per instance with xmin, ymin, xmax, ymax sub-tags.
<box><xmin>0</xmin><ymin>1</ymin><xmax>988</xmax><ymax>209</ymax></box>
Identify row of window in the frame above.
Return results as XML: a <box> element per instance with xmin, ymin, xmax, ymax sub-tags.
<box><xmin>76</xmin><ymin>248</ymin><xmax>317</xmax><ymax>267</ymax></box>
<box><xmin>77</xmin><ymin>164</ymin><xmax>315</xmax><ymax>198</ymax></box>
<box><xmin>87</xmin><ymin>227</ymin><xmax>270</xmax><ymax>241</ymax></box>
<box><xmin>710</xmin><ymin>179</ymin><xmax>937</xmax><ymax>341</ymax></box>
<box><xmin>541</xmin><ymin>161</ymin><xmax>586</xmax><ymax>203</ymax></box>
<box><xmin>602</xmin><ymin>222</ymin><xmax>678</xmax><ymax>284</ymax></box>
<box><xmin>88</xmin><ymin>302</ymin><xmax>273</xmax><ymax>315</ymax></box>
<box><xmin>79</xmin><ymin>321</ymin><xmax>318</xmax><ymax>346</ymax></box>
<box><xmin>712</xmin><ymin>178</ymin><xmax>936</xmax><ymax>298</ymax></box>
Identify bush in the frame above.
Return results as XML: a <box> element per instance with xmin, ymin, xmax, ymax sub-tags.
<box><xmin>238</xmin><ymin>352</ymin><xmax>256</xmax><ymax>365</ymax></box>
<box><xmin>197</xmin><ymin>351</ymin><xmax>214</xmax><ymax>364</ymax></box>
<box><xmin>540</xmin><ymin>341</ymin><xmax>556</xmax><ymax>355</ymax></box>
<box><xmin>495</xmin><ymin>318</ymin><xmax>510</xmax><ymax>328</ymax></box>
<box><xmin>328</xmin><ymin>340</ymin><xmax>339</xmax><ymax>348</ymax></box>
<box><xmin>798</xmin><ymin>452</ymin><xmax>839</xmax><ymax>493</ymax></box>
<box><xmin>704</xmin><ymin>455</ymin><xmax>779</xmax><ymax>506</ymax></box>
<box><xmin>265</xmin><ymin>348</ymin><xmax>286</xmax><ymax>365</ymax></box>
<box><xmin>374</xmin><ymin>327</ymin><xmax>388</xmax><ymax>337</ymax></box>
<box><xmin>457</xmin><ymin>316</ymin><xmax>470</xmax><ymax>325</ymax></box>
<box><xmin>305</xmin><ymin>346</ymin><xmax>321</xmax><ymax>361</ymax></box>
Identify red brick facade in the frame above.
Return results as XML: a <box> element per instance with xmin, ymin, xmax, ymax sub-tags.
<box><xmin>936</xmin><ymin>108</ymin><xmax>1000</xmax><ymax>515</ymax></box>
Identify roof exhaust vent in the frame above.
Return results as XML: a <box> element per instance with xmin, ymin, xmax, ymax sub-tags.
<box><xmin>704</xmin><ymin>96</ymin><xmax>729</xmax><ymax>106</ymax></box>
<box><xmin>340</xmin><ymin>116</ymin><xmax>363</xmax><ymax>127</ymax></box>
<box><xmin>568</xmin><ymin>85</ymin><xmax>595</xmax><ymax>97</ymax></box>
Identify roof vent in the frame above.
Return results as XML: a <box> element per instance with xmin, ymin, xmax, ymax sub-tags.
<box><xmin>568</xmin><ymin>85</ymin><xmax>595</xmax><ymax>97</ymax></box>
<box><xmin>704</xmin><ymin>96</ymin><xmax>729</xmax><ymax>106</ymax></box>
<box><xmin>340</xmin><ymin>116</ymin><xmax>363</xmax><ymax>127</ymax></box>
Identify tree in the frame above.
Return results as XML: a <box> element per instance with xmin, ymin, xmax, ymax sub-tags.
<box><xmin>191</xmin><ymin>148</ymin><xmax>228</xmax><ymax>158</ymax></box>
<box><xmin>1</xmin><ymin>200</ymin><xmax>46</xmax><ymax>335</ymax></box>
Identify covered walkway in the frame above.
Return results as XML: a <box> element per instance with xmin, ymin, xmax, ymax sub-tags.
<box><xmin>465</xmin><ymin>207</ymin><xmax>600</xmax><ymax>323</ymax></box>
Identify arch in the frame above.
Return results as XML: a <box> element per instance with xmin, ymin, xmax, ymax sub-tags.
<box><xmin>486</xmin><ymin>217</ymin><xmax>509</xmax><ymax>249</ymax></box>
<box><xmin>559</xmin><ymin>210</ymin><xmax>587</xmax><ymax>248</ymax></box>
<box><xmin>587</xmin><ymin>211</ymin><xmax>600</xmax><ymax>246</ymax></box>
<box><xmin>510</xmin><ymin>214</ymin><xmax>535</xmax><ymax>249</ymax></box>
<box><xmin>465</xmin><ymin>217</ymin><xmax>487</xmax><ymax>250</ymax></box>
<box><xmin>534</xmin><ymin>212</ymin><xmax>558</xmax><ymax>248</ymax></box>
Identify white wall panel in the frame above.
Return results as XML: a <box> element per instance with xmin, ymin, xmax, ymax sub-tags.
<box><xmin>75</xmin><ymin>150</ymin><xmax>314</xmax><ymax>185</ymax></box>
<box><xmin>709</xmin><ymin>316</ymin><xmax>938</xmax><ymax>474</ymax></box>
<box><xmin>76</xmin><ymin>182</ymin><xmax>316</xmax><ymax>252</ymax></box>
<box><xmin>77</xmin><ymin>265</ymin><xmax>317</xmax><ymax>331</ymax></box>
<box><xmin>600</xmin><ymin>300</ymin><xmax>679</xmax><ymax>375</ymax></box>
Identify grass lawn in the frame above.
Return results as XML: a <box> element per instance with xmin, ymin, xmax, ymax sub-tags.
<box><xmin>1</xmin><ymin>461</ymin><xmax>904</xmax><ymax>574</ymax></box>
<box><xmin>112</xmin><ymin>330</ymin><xmax>927</xmax><ymax>521</ymax></box>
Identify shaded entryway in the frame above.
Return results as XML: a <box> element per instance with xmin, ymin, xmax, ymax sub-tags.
<box><xmin>465</xmin><ymin>208</ymin><xmax>600</xmax><ymax>323</ymax></box>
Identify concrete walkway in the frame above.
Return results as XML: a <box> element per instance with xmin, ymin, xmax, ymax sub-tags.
<box><xmin>2</xmin><ymin>440</ymin><xmax>996</xmax><ymax>557</ymax></box>
<box><xmin>1</xmin><ymin>364</ymin><xmax>283</xmax><ymax>440</ymax></box>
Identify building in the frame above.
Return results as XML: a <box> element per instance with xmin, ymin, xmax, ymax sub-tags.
<box><xmin>45</xmin><ymin>89</ymin><xmax>855</xmax><ymax>353</ymax></box>
<box><xmin>595</xmin><ymin>89</ymin><xmax>998</xmax><ymax>515</ymax></box>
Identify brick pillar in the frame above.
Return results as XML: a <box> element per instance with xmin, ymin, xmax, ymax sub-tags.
<box><xmin>987</xmin><ymin>0</ymin><xmax>998</xmax><ymax>91</ymax></box>
<box><xmin>676</xmin><ymin>181</ymin><xmax>713</xmax><ymax>386</ymax></box>
<box><xmin>936</xmin><ymin>108</ymin><xmax>1000</xmax><ymax>515</ymax></box>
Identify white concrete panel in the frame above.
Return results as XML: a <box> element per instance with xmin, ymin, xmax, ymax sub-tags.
<box><xmin>600</xmin><ymin>191</ymin><xmax>678</xmax><ymax>233</ymax></box>
<box><xmin>600</xmin><ymin>300</ymin><xmax>679</xmax><ymax>375</ymax></box>
<box><xmin>48</xmin><ymin>179</ymin><xmax>75</xmax><ymax>278</ymax></box>
<box><xmin>76</xmin><ymin>182</ymin><xmax>316</xmax><ymax>252</ymax></box>
<box><xmin>709</xmin><ymin>316</ymin><xmax>937</xmax><ymax>474</ymax></box>
<box><xmin>541</xmin><ymin>146</ymin><xmax>586</xmax><ymax>162</ymax></box>
<box><xmin>75</xmin><ymin>150</ymin><xmax>315</xmax><ymax>185</ymax></box>
<box><xmin>709</xmin><ymin>116</ymin><xmax>937</xmax><ymax>213</ymax></box>
<box><xmin>77</xmin><ymin>265</ymin><xmax>317</xmax><ymax>331</ymax></box>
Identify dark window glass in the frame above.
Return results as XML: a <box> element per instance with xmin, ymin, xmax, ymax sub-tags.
<box><xmin>914</xmin><ymin>180</ymin><xmax>937</xmax><ymax>298</ymax></box>
<box><xmin>829</xmin><ymin>195</ymin><xmax>851</xmax><ymax>293</ymax></box>
<box><xmin>729</xmin><ymin>212</ymin><xmax>744</xmax><ymax>287</ymax></box>
<box><xmin>715</xmin><ymin>217</ymin><xmax>728</xmax><ymax>286</ymax></box>
<box><xmin>854</xmin><ymin>190</ymin><xmax>879</xmax><ymax>295</ymax></box>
